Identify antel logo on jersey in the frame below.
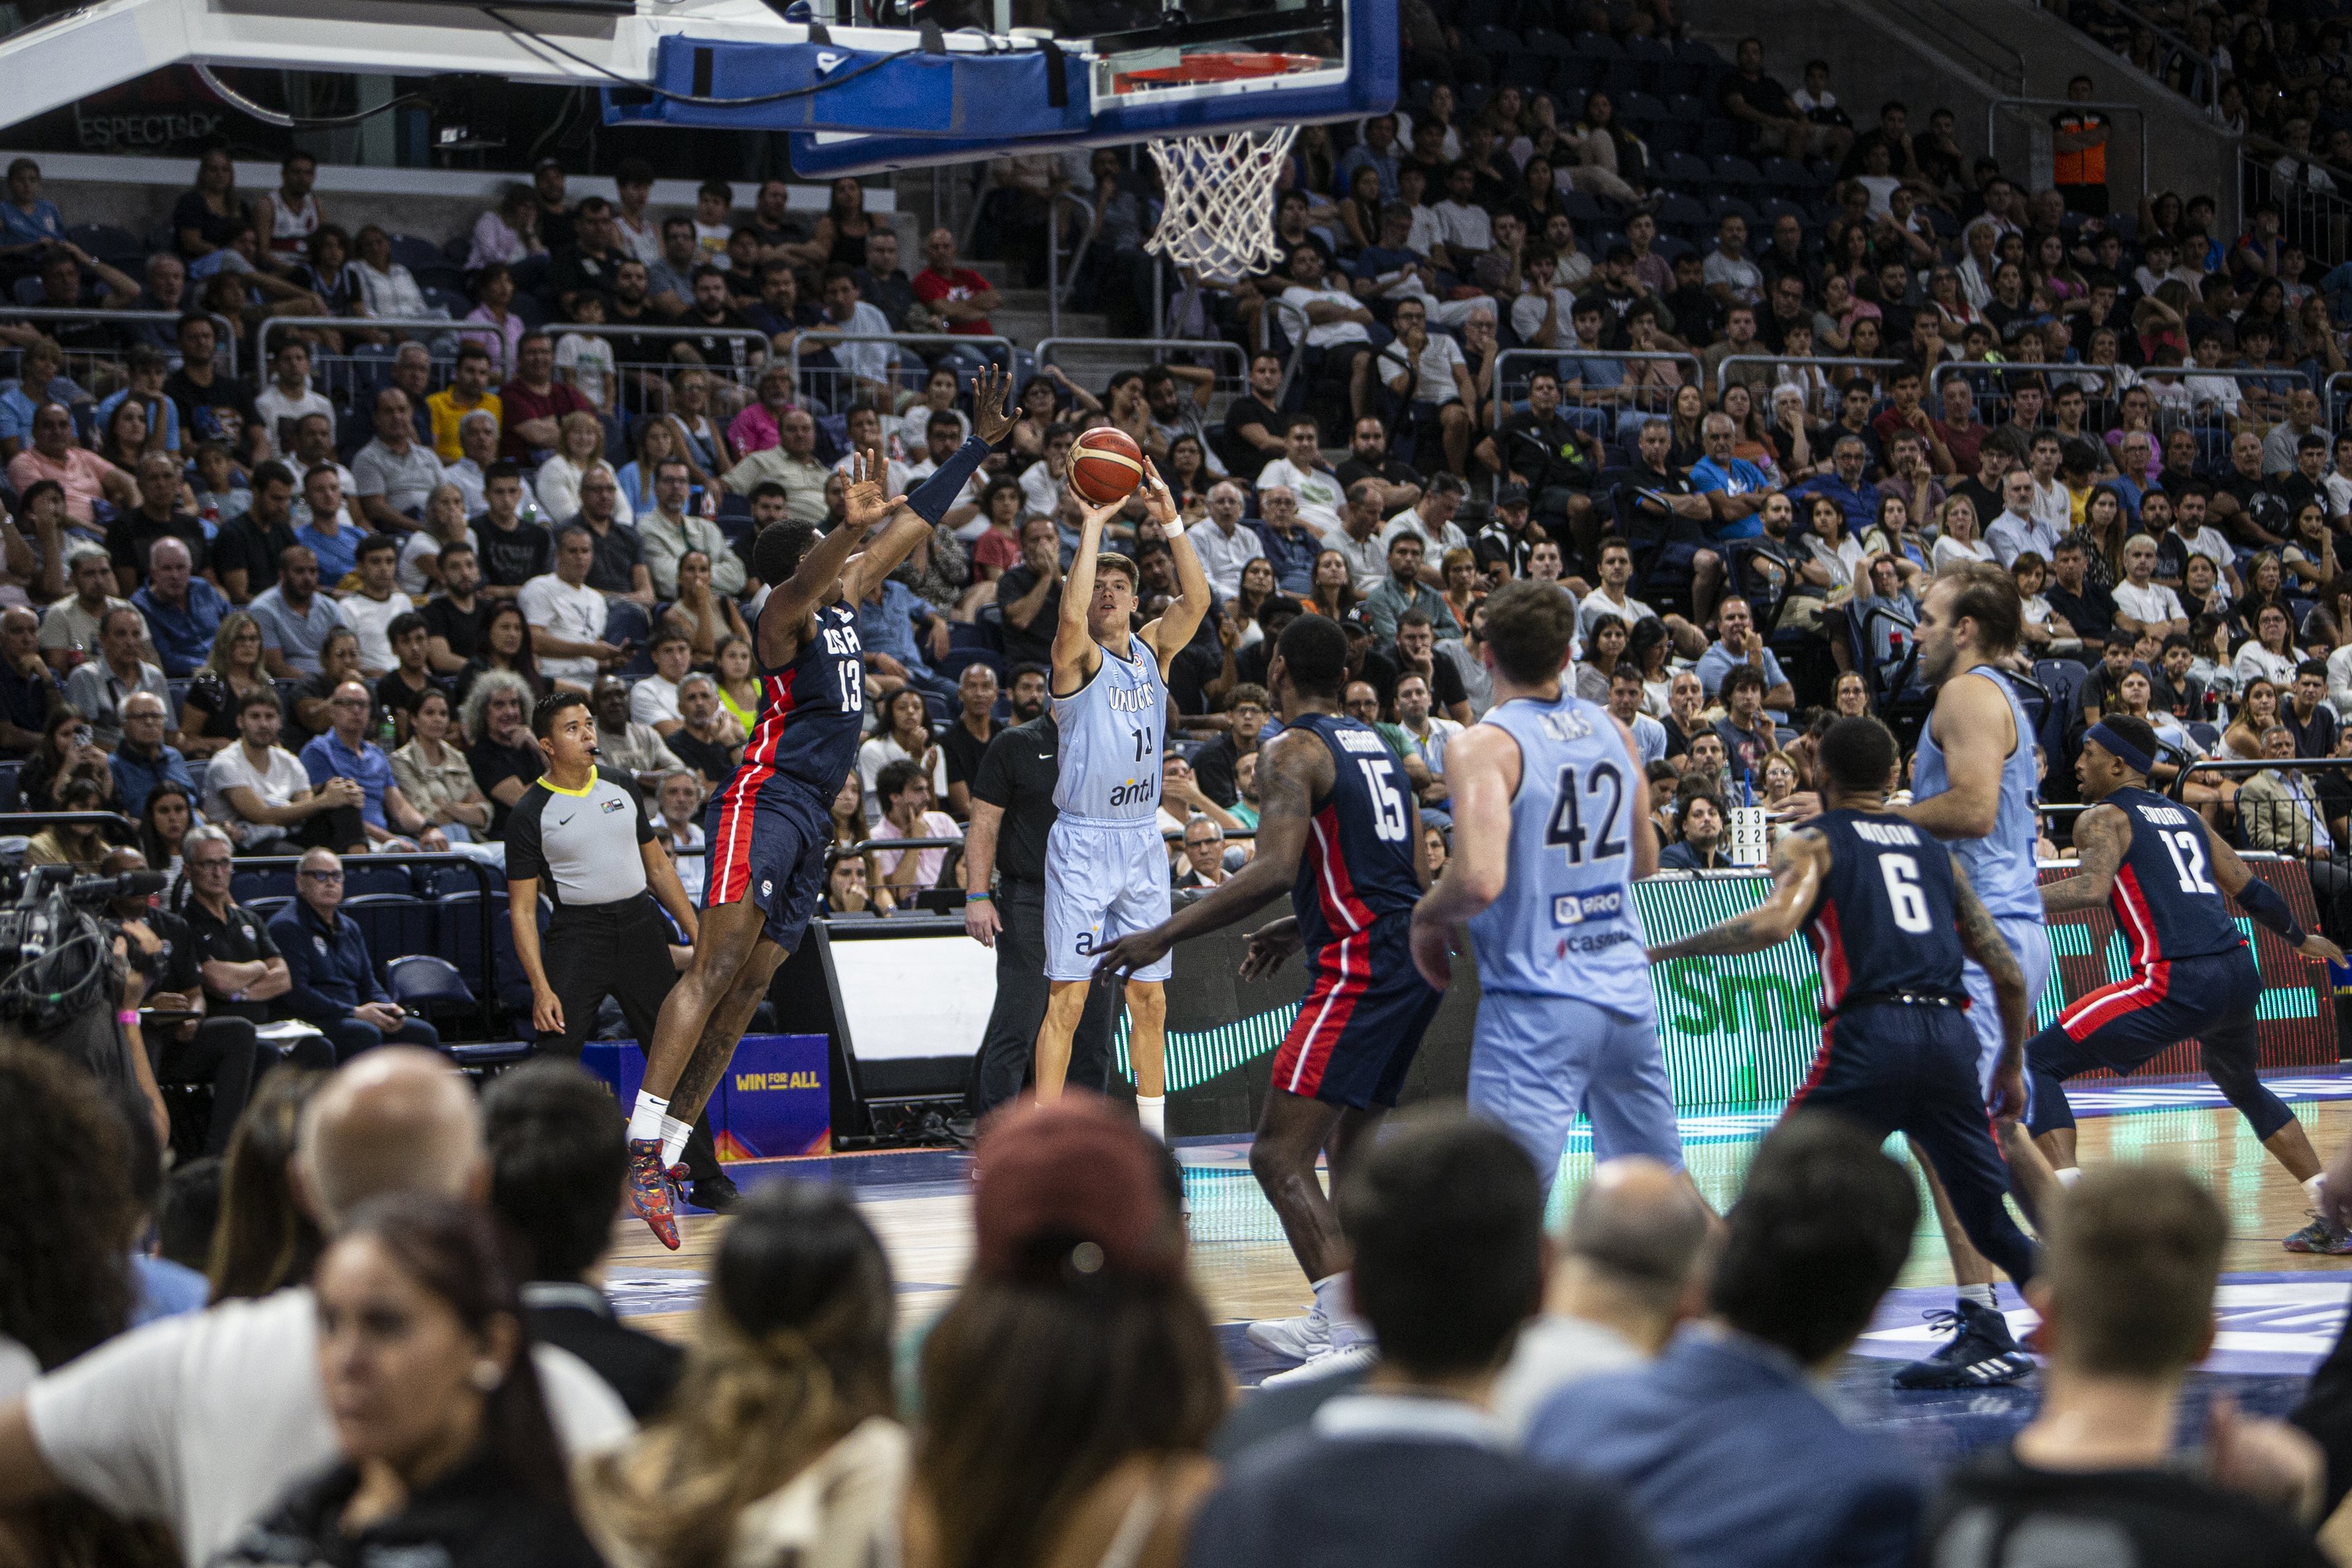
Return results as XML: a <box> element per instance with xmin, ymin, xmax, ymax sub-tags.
<box><xmin>1553</xmin><ymin>889</ymin><xmax>1624</xmax><ymax>926</ymax></box>
<box><xmin>1108</xmin><ymin>777</ymin><xmax>1158</xmax><ymax>809</ymax></box>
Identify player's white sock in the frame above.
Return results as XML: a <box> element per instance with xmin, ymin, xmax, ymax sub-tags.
<box><xmin>626</xmin><ymin>1091</ymin><xmax>669</xmax><ymax>1147</ymax></box>
<box><xmin>1136</xmin><ymin>1095</ymin><xmax>1166</xmax><ymax>1140</ymax></box>
<box><xmin>2306</xmin><ymin>1174</ymin><xmax>2329</xmax><ymax>1211</ymax></box>
<box><xmin>660</xmin><ymin>1115</ymin><xmax>694</xmax><ymax>1171</ymax></box>
<box><xmin>2054</xmin><ymin>1166</ymin><xmax>2083</xmax><ymax>1188</ymax></box>
<box><xmin>1956</xmin><ymin>1283</ymin><xmax>1998</xmax><ymax>1311</ymax></box>
<box><xmin>1310</xmin><ymin>1272</ymin><xmax>1349</xmax><ymax>1330</ymax></box>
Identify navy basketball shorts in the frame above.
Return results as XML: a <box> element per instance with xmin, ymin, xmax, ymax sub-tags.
<box><xmin>2025</xmin><ymin>946</ymin><xmax>2290</xmax><ymax>1140</ymax></box>
<box><xmin>703</xmin><ymin>765</ymin><xmax>830</xmax><ymax>950</ymax></box>
<box><xmin>1793</xmin><ymin>998</ymin><xmax>2039</xmax><ymax>1286</ymax></box>
<box><xmin>1267</xmin><ymin>912</ymin><xmax>1442</xmax><ymax>1110</ymax></box>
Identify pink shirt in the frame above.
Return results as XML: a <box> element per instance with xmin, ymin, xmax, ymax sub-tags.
<box><xmin>7</xmin><ymin>445</ymin><xmax>117</xmax><ymax>526</ymax></box>
<box><xmin>461</xmin><ymin>306</ymin><xmax>526</xmax><ymax>377</ymax></box>
<box><xmin>727</xmin><ymin>402</ymin><xmax>793</xmax><ymax>457</ymax></box>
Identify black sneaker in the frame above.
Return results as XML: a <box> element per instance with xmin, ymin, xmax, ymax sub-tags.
<box><xmin>1890</xmin><ymin>1299</ymin><xmax>2035</xmax><ymax>1389</ymax></box>
<box><xmin>688</xmin><ymin>1172</ymin><xmax>742</xmax><ymax>1213</ymax></box>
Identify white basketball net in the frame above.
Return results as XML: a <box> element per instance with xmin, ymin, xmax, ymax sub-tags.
<box><xmin>1145</xmin><ymin>126</ymin><xmax>1302</xmax><ymax>283</ymax></box>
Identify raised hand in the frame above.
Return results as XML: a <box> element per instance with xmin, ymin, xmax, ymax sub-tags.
<box><xmin>969</xmin><ymin>364</ymin><xmax>1020</xmax><ymax>446</ymax></box>
<box><xmin>843</xmin><ymin>449</ymin><xmax>907</xmax><ymax>534</ymax></box>
<box><xmin>1136</xmin><ymin>457</ymin><xmax>1180</xmax><ymax>529</ymax></box>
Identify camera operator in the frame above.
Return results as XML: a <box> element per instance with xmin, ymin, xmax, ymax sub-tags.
<box><xmin>103</xmin><ymin>844</ymin><xmax>263</xmax><ymax>1159</ymax></box>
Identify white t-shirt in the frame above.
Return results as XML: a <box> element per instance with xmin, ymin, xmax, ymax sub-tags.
<box><xmin>554</xmin><ymin>330</ymin><xmax>616</xmax><ymax>412</ymax></box>
<box><xmin>2235</xmin><ymin>640</ymin><xmax>2299</xmax><ymax>689</ymax></box>
<box><xmin>1378</xmin><ymin>330</ymin><xmax>1469</xmax><ymax>407</ymax></box>
<box><xmin>1379</xmin><ymin>507</ymin><xmax>1471</xmax><ymax>563</ymax></box>
<box><xmin>1279</xmin><ymin>283</ymin><xmax>1371</xmax><ymax>348</ymax></box>
<box><xmin>518</xmin><ymin>573</ymin><xmax>611</xmax><ymax>683</ymax></box>
<box><xmin>631</xmin><ymin>671</ymin><xmax>682</xmax><ymax>727</ymax></box>
<box><xmin>1256</xmin><ymin>457</ymin><xmax>1346</xmax><ymax>534</ymax></box>
<box><xmin>24</xmin><ymin>1286</ymin><xmax>634</xmax><ymax>1568</ymax></box>
<box><xmin>252</xmin><ymin>385</ymin><xmax>335</xmax><ymax>457</ymax></box>
<box><xmin>1432</xmin><ymin>199</ymin><xmax>1494</xmax><ymax>253</ymax></box>
<box><xmin>1579</xmin><ymin>587</ymin><xmax>1657</xmax><ymax>641</ymax></box>
<box><xmin>2112</xmin><ymin>579</ymin><xmax>2188</xmax><ymax>628</ymax></box>
<box><xmin>1511</xmin><ymin>287</ymin><xmax>1581</xmax><ymax>348</ymax></box>
<box><xmin>333</xmin><ymin>589</ymin><xmax>415</xmax><ymax>674</ymax></box>
<box><xmin>203</xmin><ymin>742</ymin><xmax>313</xmax><ymax>848</ymax></box>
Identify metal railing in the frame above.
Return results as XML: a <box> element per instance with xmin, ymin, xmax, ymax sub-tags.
<box><xmin>1933</xmin><ymin>359</ymin><xmax>2311</xmax><ymax>438</ymax></box>
<box><xmin>1034</xmin><ymin>337</ymin><xmax>1247</xmax><ymax>396</ymax></box>
<box><xmin>1489</xmin><ymin>346</ymin><xmax>1701</xmax><ymax>441</ymax></box>
<box><xmin>2240</xmin><ymin>138</ymin><xmax>2352</xmax><ymax>269</ymax></box>
<box><xmin>787</xmin><ymin>331</ymin><xmax>1016</xmax><ymax>413</ymax></box>
<box><xmin>0</xmin><ymin>306</ymin><xmax>242</xmax><ymax>379</ymax></box>
<box><xmin>1984</xmin><ymin>97</ymin><xmax>2152</xmax><ymax>210</ymax></box>
<box><xmin>1710</xmin><ymin>353</ymin><xmax>1901</xmax><ymax>413</ymax></box>
<box><xmin>2033</xmin><ymin>0</ymin><xmax>2220</xmax><ymax>107</ymax></box>
<box><xmin>1045</xmin><ymin>189</ymin><xmax>1096</xmax><ymax>339</ymax></box>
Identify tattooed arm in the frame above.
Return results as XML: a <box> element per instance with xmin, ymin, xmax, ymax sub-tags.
<box><xmin>2039</xmin><ymin>804</ymin><xmax>2128</xmax><ymax>916</ymax></box>
<box><xmin>1646</xmin><ymin>830</ymin><xmax>1827</xmax><ymax>962</ymax></box>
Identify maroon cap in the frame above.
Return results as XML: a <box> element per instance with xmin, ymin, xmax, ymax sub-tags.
<box><xmin>972</xmin><ymin>1095</ymin><xmax>1179</xmax><ymax>1286</ymax></box>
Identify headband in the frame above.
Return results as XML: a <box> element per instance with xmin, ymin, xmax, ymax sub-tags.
<box><xmin>2085</xmin><ymin>722</ymin><xmax>2155</xmax><ymax>777</ymax></box>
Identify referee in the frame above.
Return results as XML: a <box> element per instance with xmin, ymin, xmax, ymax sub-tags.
<box><xmin>964</xmin><ymin>687</ymin><xmax>1116</xmax><ymax>1116</ymax></box>
<box><xmin>507</xmin><ymin>690</ymin><xmax>733</xmax><ymax>1209</ymax></box>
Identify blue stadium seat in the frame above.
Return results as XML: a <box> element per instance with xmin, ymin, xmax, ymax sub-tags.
<box><xmin>342</xmin><ymin>862</ymin><xmax>413</xmax><ymax>897</ymax></box>
<box><xmin>1522</xmin><ymin>25</ymin><xmax>1576</xmax><ymax>57</ymax></box>
<box><xmin>1502</xmin><ymin>53</ymin><xmax>1551</xmax><ymax>89</ymax></box>
<box><xmin>436</xmin><ymin>889</ymin><xmax>531</xmax><ymax>1010</ymax></box>
<box><xmin>1707</xmin><ymin>195</ymin><xmax>1760</xmax><ymax>225</ymax></box>
<box><xmin>1616</xmin><ymin>91</ymin><xmax>1668</xmax><ymax>126</ymax></box>
<box><xmin>1657</xmin><ymin>153</ymin><xmax>1712</xmax><ymax>195</ymax></box>
<box><xmin>1652</xmin><ymin>193</ymin><xmax>1709</xmax><ymax>229</ymax></box>
<box><xmin>1712</xmin><ymin>155</ymin><xmax>1765</xmax><ymax>188</ymax></box>
<box><xmin>386</xmin><ymin>954</ymin><xmax>475</xmax><ymax>1016</ymax></box>
<box><xmin>1550</xmin><ymin>57</ymin><xmax>1606</xmax><ymax>94</ymax></box>
<box><xmin>246</xmin><ymin>896</ymin><xmax>293</xmax><ymax>922</ymax></box>
<box><xmin>342</xmin><ymin>894</ymin><xmax>432</xmax><ymax>981</ymax></box>
<box><xmin>1571</xmin><ymin>29</ymin><xmax>1623</xmax><ymax>56</ymax></box>
<box><xmin>387</xmin><ymin>234</ymin><xmax>445</xmax><ymax>276</ymax></box>
<box><xmin>1758</xmin><ymin>156</ymin><xmax>1810</xmax><ymax>191</ymax></box>
<box><xmin>1468</xmin><ymin>23</ymin><xmax>1517</xmax><ymax>58</ymax></box>
<box><xmin>233</xmin><ymin>868</ymin><xmax>297</xmax><ymax>904</ymax></box>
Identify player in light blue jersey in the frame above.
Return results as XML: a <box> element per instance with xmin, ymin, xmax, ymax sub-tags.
<box><xmin>1410</xmin><ymin>581</ymin><xmax>1695</xmax><ymax>1204</ymax></box>
<box><xmin>1033</xmin><ymin>457</ymin><xmax>1208</xmax><ymax>1138</ymax></box>
<box><xmin>1783</xmin><ymin>561</ymin><xmax>2050</xmax><ymax>1389</ymax></box>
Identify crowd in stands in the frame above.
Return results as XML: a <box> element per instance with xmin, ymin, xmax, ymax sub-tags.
<box><xmin>8</xmin><ymin>9</ymin><xmax>2352</xmax><ymax>950</ymax></box>
<box><xmin>4</xmin><ymin>1042</ymin><xmax>2352</xmax><ymax>1568</ymax></box>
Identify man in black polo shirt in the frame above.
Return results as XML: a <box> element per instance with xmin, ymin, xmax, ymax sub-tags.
<box><xmin>1220</xmin><ymin>350</ymin><xmax>1293</xmax><ymax>475</ymax></box>
<box><xmin>473</xmin><ymin>464</ymin><xmax>552</xmax><ymax>599</ymax></box>
<box><xmin>992</xmin><ymin>515</ymin><xmax>1064</xmax><ymax>670</ymax></box>
<box><xmin>505</xmin><ymin>689</ymin><xmax>732</xmax><ymax>1208</ymax></box>
<box><xmin>172</xmin><ymin>825</ymin><xmax>336</xmax><ymax>1086</ymax></box>
<box><xmin>665</xmin><ymin>673</ymin><xmax>743</xmax><ymax>790</ymax></box>
<box><xmin>963</xmin><ymin>692</ymin><xmax>1117</xmax><ymax>1117</ymax></box>
<box><xmin>213</xmin><ymin>462</ymin><xmax>301</xmax><ymax>605</ymax></box>
<box><xmin>107</xmin><ymin>843</ymin><xmax>266</xmax><ymax>1159</ymax></box>
<box><xmin>2285</xmin><ymin>660</ymin><xmax>2340</xmax><ymax>759</ymax></box>
<box><xmin>421</xmin><ymin>542</ymin><xmax>486</xmax><ymax>674</ymax></box>
<box><xmin>0</xmin><ymin>605</ymin><xmax>62</xmax><ymax>756</ymax></box>
<box><xmin>939</xmin><ymin>662</ymin><xmax>1003</xmax><ymax>820</ymax></box>
<box><xmin>1477</xmin><ymin>369</ymin><xmax>1601</xmax><ymax>568</ymax></box>
<box><xmin>2045</xmin><ymin>537</ymin><xmax>2115</xmax><ymax>650</ymax></box>
<box><xmin>1333</xmin><ymin>417</ymin><xmax>1423</xmax><ymax>514</ymax></box>
<box><xmin>110</xmin><ymin>451</ymin><xmax>211</xmax><ymax>595</ymax></box>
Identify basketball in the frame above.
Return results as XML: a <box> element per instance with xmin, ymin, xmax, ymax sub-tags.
<box><xmin>1069</xmin><ymin>428</ymin><xmax>1146</xmax><ymax>505</ymax></box>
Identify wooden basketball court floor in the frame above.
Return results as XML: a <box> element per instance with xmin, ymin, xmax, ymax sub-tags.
<box><xmin>605</xmin><ymin>1073</ymin><xmax>2352</xmax><ymax>1463</ymax></box>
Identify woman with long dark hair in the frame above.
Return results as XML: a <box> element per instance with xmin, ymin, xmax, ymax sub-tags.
<box><xmin>0</xmin><ymin>1041</ymin><xmax>136</xmax><ymax>1379</ymax></box>
<box><xmin>1306</xmin><ymin>548</ymin><xmax>1359</xmax><ymax>623</ymax></box>
<box><xmin>911</xmin><ymin>1098</ymin><xmax>1223</xmax><ymax>1568</ymax></box>
<box><xmin>713</xmin><ymin>634</ymin><xmax>763</xmax><ymax>733</ymax></box>
<box><xmin>179</xmin><ymin>611</ymin><xmax>274</xmax><ymax>759</ymax></box>
<box><xmin>589</xmin><ymin>1182</ymin><xmax>902</xmax><ymax>1568</ymax></box>
<box><xmin>454</xmin><ymin>601</ymin><xmax>545</xmax><ymax>705</ymax></box>
<box><xmin>21</xmin><ymin>706</ymin><xmax>116</xmax><ymax>814</ymax></box>
<box><xmin>214</xmin><ymin>1196</ymin><xmax>602</xmax><ymax>1568</ymax></box>
<box><xmin>137</xmin><ymin>783</ymin><xmax>195</xmax><ymax>895</ymax></box>
<box><xmin>208</xmin><ymin>1066</ymin><xmax>330</xmax><ymax>1302</ymax></box>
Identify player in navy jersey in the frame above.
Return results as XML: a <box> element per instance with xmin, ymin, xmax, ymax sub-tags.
<box><xmin>2031</xmin><ymin>714</ymin><xmax>2348</xmax><ymax>1251</ymax></box>
<box><xmin>1647</xmin><ymin>717</ymin><xmax>2051</xmax><ymax>1301</ymax></box>
<box><xmin>1033</xmin><ymin>452</ymin><xmax>1208</xmax><ymax>1138</ymax></box>
<box><xmin>1777</xmin><ymin>563</ymin><xmax>2051</xmax><ymax>1387</ymax></box>
<box><xmin>616</xmin><ymin>370</ymin><xmax>1019</xmax><ymax>1248</ymax></box>
<box><xmin>1094</xmin><ymin>614</ymin><xmax>1440</xmax><ymax>1383</ymax></box>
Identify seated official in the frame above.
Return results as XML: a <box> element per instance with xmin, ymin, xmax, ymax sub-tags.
<box><xmin>266</xmin><ymin>846</ymin><xmax>442</xmax><ymax>1061</ymax></box>
<box><xmin>175</xmin><ymin>825</ymin><xmax>336</xmax><ymax>1077</ymax></box>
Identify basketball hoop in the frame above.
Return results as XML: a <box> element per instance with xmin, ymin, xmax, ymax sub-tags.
<box><xmin>1130</xmin><ymin>54</ymin><xmax>1315</xmax><ymax>283</ymax></box>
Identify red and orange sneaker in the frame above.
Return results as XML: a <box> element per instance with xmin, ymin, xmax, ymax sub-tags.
<box><xmin>626</xmin><ymin>1138</ymin><xmax>680</xmax><ymax>1250</ymax></box>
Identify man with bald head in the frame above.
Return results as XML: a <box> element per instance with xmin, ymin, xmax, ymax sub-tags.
<box><xmin>129</xmin><ymin>535</ymin><xmax>229</xmax><ymax>677</ymax></box>
<box><xmin>0</xmin><ymin>1049</ymin><xmax>634</xmax><ymax>1564</ymax></box>
<box><xmin>1490</xmin><ymin>1156</ymin><xmax>1713</xmax><ymax>1432</ymax></box>
<box><xmin>268</xmin><ymin>848</ymin><xmax>443</xmax><ymax>1060</ymax></box>
<box><xmin>298</xmin><ymin>679</ymin><xmax>446</xmax><ymax>853</ymax></box>
<box><xmin>109</xmin><ymin>690</ymin><xmax>193</xmax><ymax>817</ymax></box>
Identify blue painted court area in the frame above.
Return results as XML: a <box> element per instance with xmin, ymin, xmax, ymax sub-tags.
<box><xmin>623</xmin><ymin>1069</ymin><xmax>2352</xmax><ymax>1460</ymax></box>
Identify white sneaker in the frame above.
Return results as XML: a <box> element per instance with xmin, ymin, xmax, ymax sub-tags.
<box><xmin>1246</xmin><ymin>1310</ymin><xmax>1329</xmax><ymax>1363</ymax></box>
<box><xmin>1258</xmin><ymin>1342</ymin><xmax>1376</xmax><ymax>1389</ymax></box>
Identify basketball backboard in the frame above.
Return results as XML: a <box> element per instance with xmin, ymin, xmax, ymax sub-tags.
<box><xmin>602</xmin><ymin>0</ymin><xmax>1394</xmax><ymax>176</ymax></box>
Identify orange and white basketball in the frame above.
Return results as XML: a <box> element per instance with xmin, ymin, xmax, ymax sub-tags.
<box><xmin>1070</xmin><ymin>428</ymin><xmax>1146</xmax><ymax>505</ymax></box>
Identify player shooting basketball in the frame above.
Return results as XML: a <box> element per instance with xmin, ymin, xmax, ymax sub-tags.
<box><xmin>1032</xmin><ymin>455</ymin><xmax>1209</xmax><ymax>1138</ymax></box>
